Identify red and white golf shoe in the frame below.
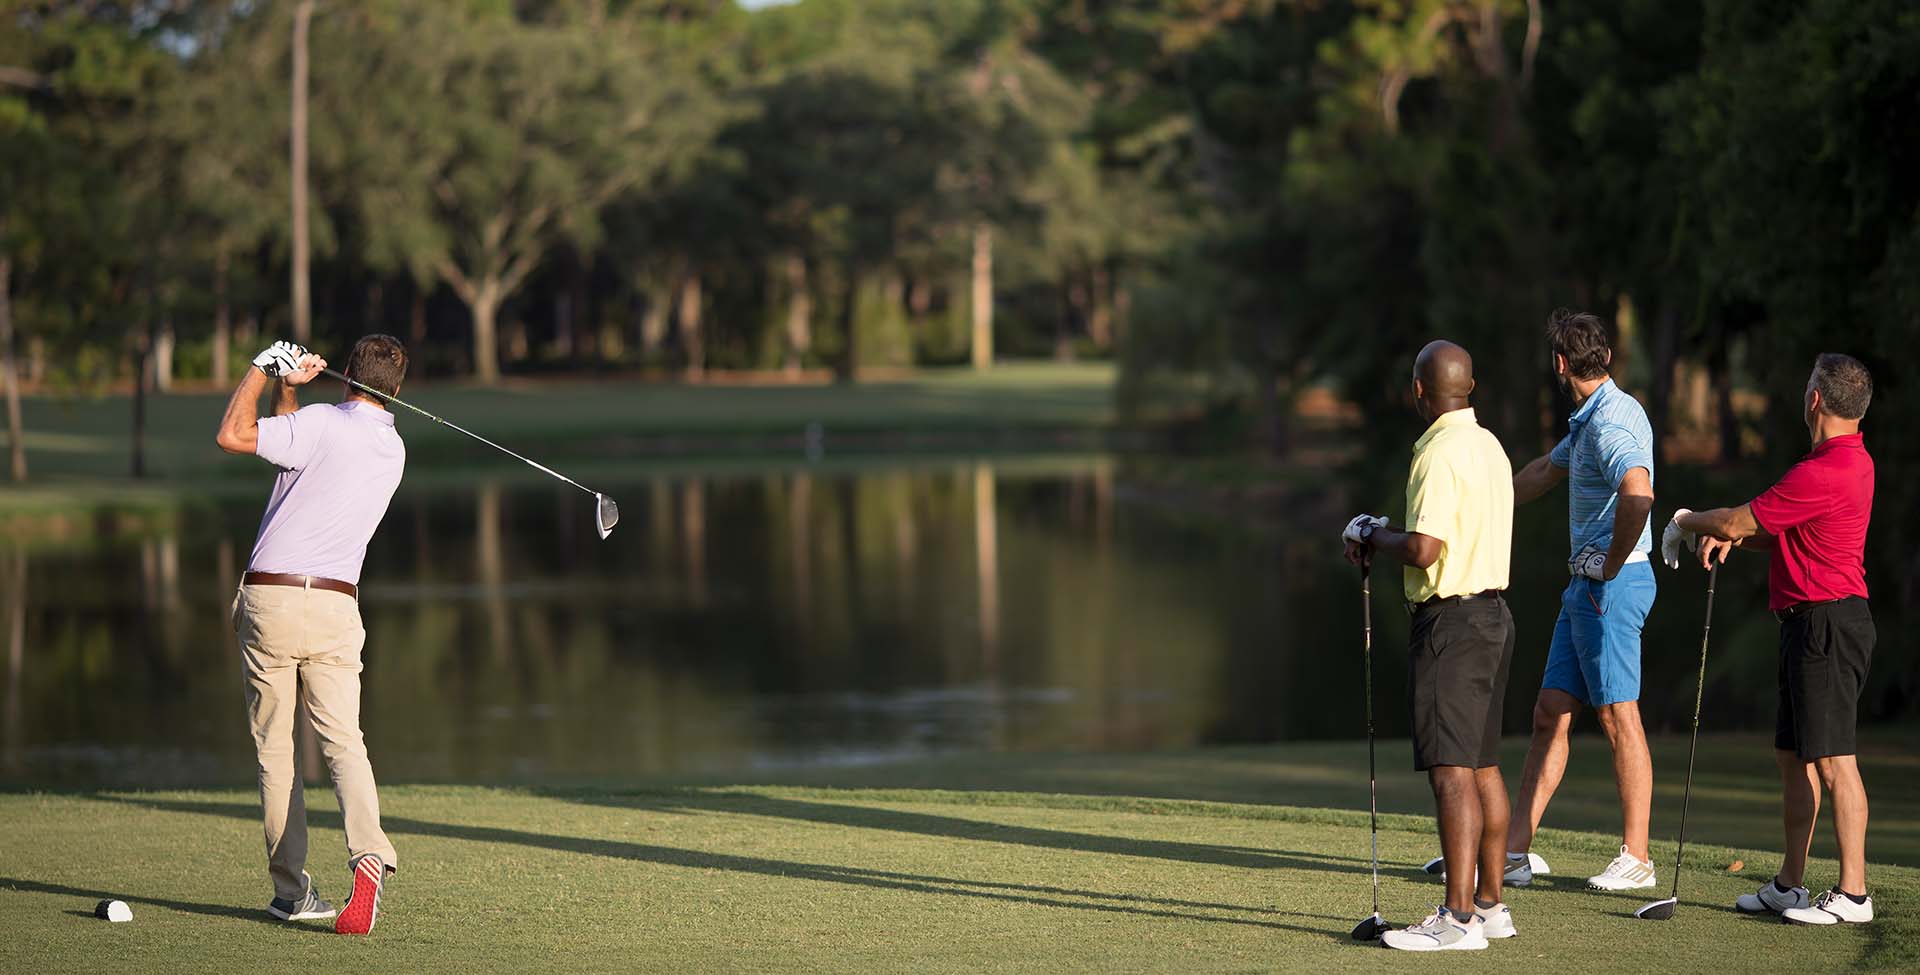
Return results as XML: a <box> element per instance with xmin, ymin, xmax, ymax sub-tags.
<box><xmin>334</xmin><ymin>854</ymin><xmax>386</xmax><ymax>936</ymax></box>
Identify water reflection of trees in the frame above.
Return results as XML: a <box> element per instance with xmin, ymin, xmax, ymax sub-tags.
<box><xmin>10</xmin><ymin>464</ymin><xmax>1355</xmax><ymax>785</ymax></box>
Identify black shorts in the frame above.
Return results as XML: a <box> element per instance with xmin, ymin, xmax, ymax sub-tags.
<box><xmin>1777</xmin><ymin>597</ymin><xmax>1875</xmax><ymax>760</ymax></box>
<box><xmin>1408</xmin><ymin>595</ymin><xmax>1514</xmax><ymax>771</ymax></box>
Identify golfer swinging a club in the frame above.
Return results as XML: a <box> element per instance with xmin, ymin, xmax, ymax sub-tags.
<box><xmin>1343</xmin><ymin>340</ymin><xmax>1516</xmax><ymax>951</ymax></box>
<box><xmin>1665</xmin><ymin>353</ymin><xmax>1877</xmax><ymax>926</ymax></box>
<box><xmin>216</xmin><ymin>335</ymin><xmax>409</xmax><ymax>935</ymax></box>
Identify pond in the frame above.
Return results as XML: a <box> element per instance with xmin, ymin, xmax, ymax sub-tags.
<box><xmin>0</xmin><ymin>455</ymin><xmax>1780</xmax><ymax>787</ymax></box>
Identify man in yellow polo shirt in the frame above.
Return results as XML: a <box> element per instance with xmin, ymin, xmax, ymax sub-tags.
<box><xmin>1343</xmin><ymin>339</ymin><xmax>1516</xmax><ymax>952</ymax></box>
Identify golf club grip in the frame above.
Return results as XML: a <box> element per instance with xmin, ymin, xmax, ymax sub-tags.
<box><xmin>318</xmin><ymin>368</ymin><xmax>599</xmax><ymax>499</ymax></box>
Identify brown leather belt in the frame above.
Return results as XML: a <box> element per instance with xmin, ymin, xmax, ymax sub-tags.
<box><xmin>243</xmin><ymin>571</ymin><xmax>358</xmax><ymax>599</ymax></box>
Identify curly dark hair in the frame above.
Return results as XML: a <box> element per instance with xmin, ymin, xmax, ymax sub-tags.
<box><xmin>1546</xmin><ymin>309</ymin><xmax>1612</xmax><ymax>381</ymax></box>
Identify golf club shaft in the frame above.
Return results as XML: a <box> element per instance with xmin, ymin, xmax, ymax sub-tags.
<box><xmin>1363</xmin><ymin>563</ymin><xmax>1379</xmax><ymax>915</ymax></box>
<box><xmin>1667</xmin><ymin>561</ymin><xmax>1720</xmax><ymax>904</ymax></box>
<box><xmin>320</xmin><ymin>368</ymin><xmax>599</xmax><ymax>499</ymax></box>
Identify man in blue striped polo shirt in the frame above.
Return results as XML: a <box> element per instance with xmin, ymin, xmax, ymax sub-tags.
<box><xmin>1507</xmin><ymin>310</ymin><xmax>1660</xmax><ymax>891</ymax></box>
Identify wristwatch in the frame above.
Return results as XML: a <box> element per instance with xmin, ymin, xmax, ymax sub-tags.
<box><xmin>1359</xmin><ymin>521</ymin><xmax>1379</xmax><ymax>543</ymax></box>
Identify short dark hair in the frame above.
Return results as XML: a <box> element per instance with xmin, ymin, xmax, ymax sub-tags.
<box><xmin>1546</xmin><ymin>309</ymin><xmax>1612</xmax><ymax>381</ymax></box>
<box><xmin>346</xmin><ymin>334</ymin><xmax>408</xmax><ymax>402</ymax></box>
<box><xmin>1811</xmin><ymin>353</ymin><xmax>1871</xmax><ymax>420</ymax></box>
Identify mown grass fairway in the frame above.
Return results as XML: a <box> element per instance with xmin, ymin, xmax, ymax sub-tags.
<box><xmin>5</xmin><ymin>734</ymin><xmax>1915</xmax><ymax>974</ymax></box>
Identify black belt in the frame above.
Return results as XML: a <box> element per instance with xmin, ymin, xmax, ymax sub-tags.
<box><xmin>1414</xmin><ymin>589</ymin><xmax>1504</xmax><ymax>610</ymax></box>
<box><xmin>1775</xmin><ymin>598</ymin><xmax>1847</xmax><ymax>623</ymax></box>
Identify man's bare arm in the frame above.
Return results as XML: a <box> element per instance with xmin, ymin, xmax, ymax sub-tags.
<box><xmin>1348</xmin><ymin>527</ymin><xmax>1443</xmax><ymax>571</ymax></box>
<box><xmin>271</xmin><ymin>377</ymin><xmax>299</xmax><ymax>417</ymax></box>
<box><xmin>1602</xmin><ymin>466</ymin><xmax>1654</xmax><ymax>578</ymax></box>
<box><xmin>1678</xmin><ymin>504</ymin><xmax>1773</xmax><ymax>565</ymax></box>
<box><xmin>1514</xmin><ymin>454</ymin><xmax>1568</xmax><ymax>504</ymax></box>
<box><xmin>216</xmin><ymin>368</ymin><xmax>270</xmax><ymax>455</ymax></box>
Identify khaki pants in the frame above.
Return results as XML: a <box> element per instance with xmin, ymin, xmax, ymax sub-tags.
<box><xmin>232</xmin><ymin>583</ymin><xmax>397</xmax><ymax>901</ymax></box>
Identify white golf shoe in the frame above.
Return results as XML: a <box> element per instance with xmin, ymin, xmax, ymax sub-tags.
<box><xmin>1474</xmin><ymin>902</ymin><xmax>1517</xmax><ymax>939</ymax></box>
<box><xmin>1783</xmin><ymin>889</ymin><xmax>1874</xmax><ymax>926</ymax></box>
<box><xmin>1735</xmin><ymin>879</ymin><xmax>1810</xmax><ymax>915</ymax></box>
<box><xmin>1381</xmin><ymin>906</ymin><xmax>1489</xmax><ymax>952</ymax></box>
<box><xmin>1587</xmin><ymin>845</ymin><xmax>1658</xmax><ymax>891</ymax></box>
<box><xmin>1421</xmin><ymin>851</ymin><xmax>1550</xmax><ymax>887</ymax></box>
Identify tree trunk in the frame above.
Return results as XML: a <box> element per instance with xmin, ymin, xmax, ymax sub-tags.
<box><xmin>637</xmin><ymin>265</ymin><xmax>668</xmax><ymax>359</ymax></box>
<box><xmin>1060</xmin><ymin>274</ymin><xmax>1086</xmax><ymax>362</ymax></box>
<box><xmin>1089</xmin><ymin>263</ymin><xmax>1114</xmax><ymax>350</ymax></box>
<box><xmin>836</xmin><ymin>262</ymin><xmax>860</xmax><ymax>384</ymax></box>
<box><xmin>153</xmin><ymin>316</ymin><xmax>175</xmax><ymax>393</ymax></box>
<box><xmin>676</xmin><ymin>268</ymin><xmax>704</xmax><ymax>380</ymax></box>
<box><xmin>572</xmin><ymin>268</ymin><xmax>594</xmax><ymax>362</ymax></box>
<box><xmin>0</xmin><ymin>236</ymin><xmax>24</xmax><ymax>482</ymax></box>
<box><xmin>131</xmin><ymin>329</ymin><xmax>150</xmax><ymax>479</ymax></box>
<box><xmin>409</xmin><ymin>284</ymin><xmax>427</xmax><ymax>351</ymax></box>
<box><xmin>970</xmin><ymin>221</ymin><xmax>993</xmax><ymax>371</ymax></box>
<box><xmin>289</xmin><ymin>0</ymin><xmax>313</xmax><ymax>345</ymax></box>
<box><xmin>1647</xmin><ymin>304</ymin><xmax>1678</xmax><ymax>460</ymax></box>
<box><xmin>470</xmin><ymin>284</ymin><xmax>501</xmax><ymax>384</ymax></box>
<box><xmin>211</xmin><ymin>249</ymin><xmax>231</xmax><ymax>384</ymax></box>
<box><xmin>783</xmin><ymin>253</ymin><xmax>811</xmax><ymax>377</ymax></box>
<box><xmin>1713</xmin><ymin>350</ymin><xmax>1738</xmax><ymax>464</ymax></box>
<box><xmin>555</xmin><ymin>289</ymin><xmax>575</xmax><ymax>361</ymax></box>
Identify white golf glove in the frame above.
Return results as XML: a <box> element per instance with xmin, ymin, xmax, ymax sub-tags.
<box><xmin>1342</xmin><ymin>514</ymin><xmax>1387</xmax><ymax>546</ymax></box>
<box><xmin>252</xmin><ymin>340</ymin><xmax>308</xmax><ymax>378</ymax></box>
<box><xmin>1661</xmin><ymin>508</ymin><xmax>1697</xmax><ymax>569</ymax></box>
<box><xmin>1568</xmin><ymin>546</ymin><xmax>1609</xmax><ymax>581</ymax></box>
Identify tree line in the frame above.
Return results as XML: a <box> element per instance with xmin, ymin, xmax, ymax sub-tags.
<box><xmin>1</xmin><ymin>0</ymin><xmax>1915</xmax><ymax>474</ymax></box>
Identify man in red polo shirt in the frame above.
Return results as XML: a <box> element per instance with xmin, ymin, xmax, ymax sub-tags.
<box><xmin>1661</xmin><ymin>353</ymin><xmax>1876</xmax><ymax>926</ymax></box>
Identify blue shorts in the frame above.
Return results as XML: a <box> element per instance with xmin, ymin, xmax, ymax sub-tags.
<box><xmin>1541</xmin><ymin>559</ymin><xmax>1656</xmax><ymax>707</ymax></box>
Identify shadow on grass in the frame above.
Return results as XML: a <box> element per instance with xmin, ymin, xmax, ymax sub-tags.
<box><xmin>90</xmin><ymin>794</ymin><xmax>1352</xmax><ymax>938</ymax></box>
<box><xmin>2</xmin><ymin>876</ymin><xmax>315</xmax><ymax>931</ymax></box>
<box><xmin>557</xmin><ymin>790</ymin><xmax>1386</xmax><ymax>878</ymax></box>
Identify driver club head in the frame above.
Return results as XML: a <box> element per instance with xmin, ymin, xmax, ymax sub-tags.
<box><xmin>1633</xmin><ymin>897</ymin><xmax>1677</xmax><ymax>921</ymax></box>
<box><xmin>1350</xmin><ymin>912</ymin><xmax>1389</xmax><ymax>941</ymax></box>
<box><xmin>595</xmin><ymin>493</ymin><xmax>620</xmax><ymax>540</ymax></box>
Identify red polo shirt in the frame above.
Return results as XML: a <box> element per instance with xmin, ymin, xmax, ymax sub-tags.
<box><xmin>1748</xmin><ymin>433</ymin><xmax>1873</xmax><ymax>611</ymax></box>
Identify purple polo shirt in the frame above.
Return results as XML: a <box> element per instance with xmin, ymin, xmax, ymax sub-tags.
<box><xmin>248</xmin><ymin>400</ymin><xmax>406</xmax><ymax>586</ymax></box>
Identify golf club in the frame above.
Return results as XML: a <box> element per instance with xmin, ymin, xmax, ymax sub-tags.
<box><xmin>1635</xmin><ymin>560</ymin><xmax>1720</xmax><ymax>921</ymax></box>
<box><xmin>1350</xmin><ymin>562</ymin><xmax>1390</xmax><ymax>941</ymax></box>
<box><xmin>320</xmin><ymin>367</ymin><xmax>620</xmax><ymax>540</ymax></box>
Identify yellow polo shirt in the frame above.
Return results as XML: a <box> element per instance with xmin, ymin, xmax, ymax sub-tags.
<box><xmin>1404</xmin><ymin>408</ymin><xmax>1514</xmax><ymax>603</ymax></box>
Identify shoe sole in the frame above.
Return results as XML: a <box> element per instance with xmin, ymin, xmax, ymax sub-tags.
<box><xmin>1587</xmin><ymin>880</ymin><xmax>1657</xmax><ymax>891</ymax></box>
<box><xmin>1784</xmin><ymin>912</ymin><xmax>1868</xmax><ymax>926</ymax></box>
<box><xmin>1383</xmin><ymin>938</ymin><xmax>1490</xmax><ymax>952</ymax></box>
<box><xmin>266</xmin><ymin>906</ymin><xmax>337</xmax><ymax>922</ymax></box>
<box><xmin>334</xmin><ymin>858</ymin><xmax>383</xmax><ymax>936</ymax></box>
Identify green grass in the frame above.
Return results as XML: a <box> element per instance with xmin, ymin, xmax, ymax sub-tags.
<box><xmin>5</xmin><ymin>732</ymin><xmax>1917</xmax><ymax>973</ymax></box>
<box><xmin>8</xmin><ymin>363</ymin><xmax>1122</xmax><ymax>487</ymax></box>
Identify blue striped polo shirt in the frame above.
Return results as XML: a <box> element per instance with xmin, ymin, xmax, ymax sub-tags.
<box><xmin>1549</xmin><ymin>378</ymin><xmax>1654</xmax><ymax>556</ymax></box>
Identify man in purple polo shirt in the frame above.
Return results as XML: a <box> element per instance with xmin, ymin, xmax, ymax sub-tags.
<box><xmin>215</xmin><ymin>334</ymin><xmax>409</xmax><ymax>936</ymax></box>
<box><xmin>1664</xmin><ymin>353</ymin><xmax>1877</xmax><ymax>926</ymax></box>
